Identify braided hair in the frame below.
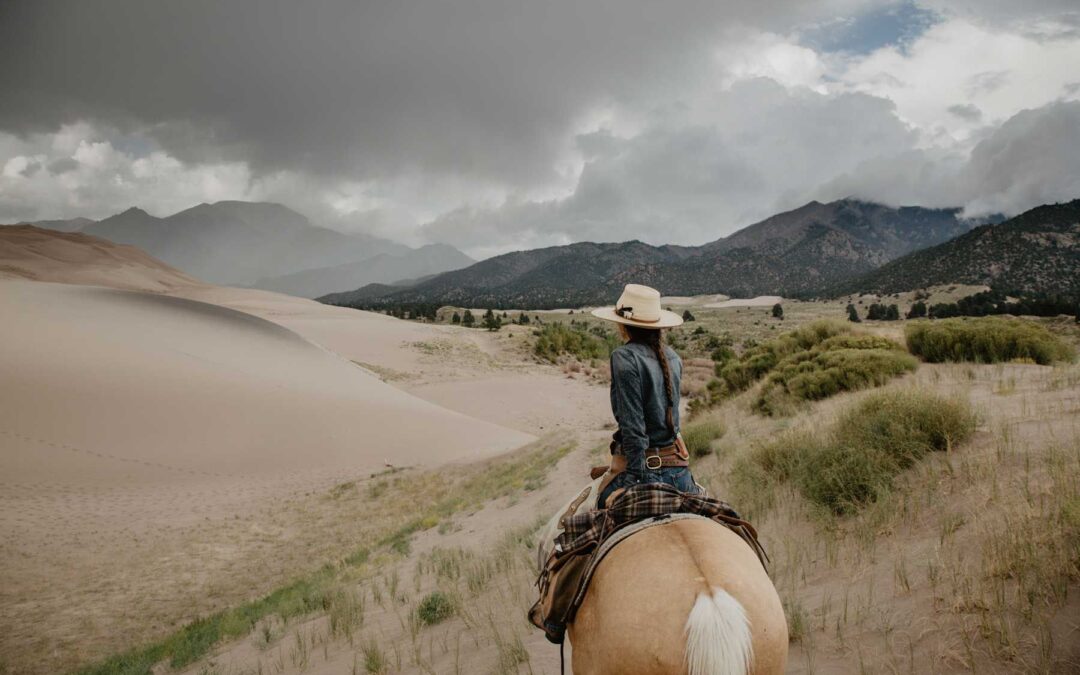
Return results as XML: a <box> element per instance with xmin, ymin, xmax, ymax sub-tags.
<box><xmin>622</xmin><ymin>323</ymin><xmax>676</xmax><ymax>435</ymax></box>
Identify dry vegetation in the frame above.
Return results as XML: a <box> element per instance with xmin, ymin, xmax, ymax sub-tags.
<box><xmin>57</xmin><ymin>295</ymin><xmax>1080</xmax><ymax>675</ymax></box>
<box><xmin>690</xmin><ymin>360</ymin><xmax>1080</xmax><ymax>673</ymax></box>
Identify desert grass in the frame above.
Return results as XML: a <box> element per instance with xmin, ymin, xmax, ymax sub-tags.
<box><xmin>906</xmin><ymin>316</ymin><xmax>1075</xmax><ymax>365</ymax></box>
<box><xmin>145</xmin><ymin>361</ymin><xmax>1080</xmax><ymax>675</ymax></box>
<box><xmin>681</xmin><ymin>416</ymin><xmax>726</xmax><ymax>458</ymax></box>
<box><xmin>731</xmin><ymin>388</ymin><xmax>976</xmax><ymax>515</ymax></box>
<box><xmin>74</xmin><ymin>440</ymin><xmax>573</xmax><ymax>675</ymax></box>
<box><xmin>696</xmin><ymin>360</ymin><xmax>1080</xmax><ymax>673</ymax></box>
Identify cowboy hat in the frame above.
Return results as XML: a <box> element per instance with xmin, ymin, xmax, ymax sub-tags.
<box><xmin>591</xmin><ymin>284</ymin><xmax>683</xmax><ymax>328</ymax></box>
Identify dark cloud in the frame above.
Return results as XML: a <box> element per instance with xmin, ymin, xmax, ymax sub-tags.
<box><xmin>0</xmin><ymin>0</ymin><xmax>871</xmax><ymax>188</ymax></box>
<box><xmin>817</xmin><ymin>100</ymin><xmax>1080</xmax><ymax>216</ymax></box>
<box><xmin>947</xmin><ymin>102</ymin><xmax>982</xmax><ymax>121</ymax></box>
<box><xmin>1</xmin><ymin>1</ymin><xmax>1077</xmax><ymax>250</ymax></box>
<box><xmin>422</xmin><ymin>80</ymin><xmax>919</xmax><ymax>254</ymax></box>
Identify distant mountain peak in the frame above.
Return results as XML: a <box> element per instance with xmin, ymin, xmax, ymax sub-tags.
<box><xmin>836</xmin><ymin>198</ymin><xmax>1080</xmax><ymax>297</ymax></box>
<box><xmin>330</xmin><ymin>200</ymin><xmax>979</xmax><ymax>309</ymax></box>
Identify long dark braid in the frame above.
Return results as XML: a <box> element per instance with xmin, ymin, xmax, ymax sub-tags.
<box><xmin>624</xmin><ymin>324</ymin><xmax>676</xmax><ymax>435</ymax></box>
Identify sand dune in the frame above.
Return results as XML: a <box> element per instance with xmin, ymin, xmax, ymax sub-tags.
<box><xmin>0</xmin><ymin>232</ymin><xmax>606</xmax><ymax>672</ymax></box>
<box><xmin>705</xmin><ymin>294</ymin><xmax>783</xmax><ymax>308</ymax></box>
<box><xmin>0</xmin><ymin>225</ymin><xmax>202</xmax><ymax>292</ymax></box>
<box><xmin>0</xmin><ymin>281</ymin><xmax>531</xmax><ymax>489</ymax></box>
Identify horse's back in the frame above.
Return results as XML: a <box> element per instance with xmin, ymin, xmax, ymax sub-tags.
<box><xmin>569</xmin><ymin>517</ymin><xmax>787</xmax><ymax>675</ymax></box>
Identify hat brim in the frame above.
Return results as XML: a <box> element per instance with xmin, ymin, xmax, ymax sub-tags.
<box><xmin>591</xmin><ymin>306</ymin><xmax>684</xmax><ymax>328</ymax></box>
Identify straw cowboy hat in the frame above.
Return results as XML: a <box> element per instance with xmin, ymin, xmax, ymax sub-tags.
<box><xmin>591</xmin><ymin>284</ymin><xmax>683</xmax><ymax>329</ymax></box>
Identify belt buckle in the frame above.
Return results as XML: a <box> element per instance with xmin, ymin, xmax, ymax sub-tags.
<box><xmin>645</xmin><ymin>454</ymin><xmax>662</xmax><ymax>471</ymax></box>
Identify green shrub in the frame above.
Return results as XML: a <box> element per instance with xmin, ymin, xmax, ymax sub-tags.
<box><xmin>753</xmin><ymin>347</ymin><xmax>918</xmax><ymax>415</ymax></box>
<box><xmin>713</xmin><ymin>320</ymin><xmax>849</xmax><ymax>396</ymax></box>
<box><xmin>732</xmin><ymin>389</ymin><xmax>977</xmax><ymax>515</ymax></box>
<box><xmin>682</xmin><ymin>419</ymin><xmax>725</xmax><ymax>458</ymax></box>
<box><xmin>533</xmin><ymin>323</ymin><xmax>620</xmax><ymax>362</ymax></box>
<box><xmin>905</xmin><ymin>317</ymin><xmax>1074</xmax><ymax>365</ymax></box>
<box><xmin>416</xmin><ymin>590</ymin><xmax>457</xmax><ymax>626</ymax></box>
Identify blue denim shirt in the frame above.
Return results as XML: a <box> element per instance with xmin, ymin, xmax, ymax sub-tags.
<box><xmin>609</xmin><ymin>341</ymin><xmax>682</xmax><ymax>474</ymax></box>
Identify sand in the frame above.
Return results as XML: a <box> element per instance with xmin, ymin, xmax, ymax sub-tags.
<box><xmin>704</xmin><ymin>294</ymin><xmax>783</xmax><ymax>308</ymax></box>
<box><xmin>0</xmin><ymin>230</ymin><xmax>610</xmax><ymax>672</ymax></box>
<box><xmin>0</xmin><ymin>225</ymin><xmax>202</xmax><ymax>292</ymax></box>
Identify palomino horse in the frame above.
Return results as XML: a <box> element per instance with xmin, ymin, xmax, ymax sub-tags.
<box><xmin>567</xmin><ymin>517</ymin><xmax>788</xmax><ymax>675</ymax></box>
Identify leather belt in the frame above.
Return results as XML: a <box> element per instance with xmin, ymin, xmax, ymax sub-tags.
<box><xmin>644</xmin><ymin>443</ymin><xmax>689</xmax><ymax>470</ymax></box>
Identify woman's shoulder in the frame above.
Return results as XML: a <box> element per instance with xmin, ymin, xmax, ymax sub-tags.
<box><xmin>610</xmin><ymin>343</ymin><xmax>641</xmax><ymax>363</ymax></box>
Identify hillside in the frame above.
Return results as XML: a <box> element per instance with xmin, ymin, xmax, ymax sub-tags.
<box><xmin>2</xmin><ymin>216</ymin><xmax>95</xmax><ymax>233</ymax></box>
<box><xmin>837</xmin><ymin>199</ymin><xmax>1080</xmax><ymax>297</ymax></box>
<box><xmin>0</xmin><ymin>225</ymin><xmax>201</xmax><ymax>292</ymax></box>
<box><xmin>81</xmin><ymin>201</ymin><xmax>415</xmax><ymax>286</ymax></box>
<box><xmin>320</xmin><ymin>240</ymin><xmax>697</xmax><ymax>307</ymax></box>
<box><xmin>251</xmin><ymin>243</ymin><xmax>473</xmax><ymax>298</ymax></box>
<box><xmin>327</xmin><ymin>199</ymin><xmax>974</xmax><ymax>308</ymax></box>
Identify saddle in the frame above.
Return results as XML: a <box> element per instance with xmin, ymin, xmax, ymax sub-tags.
<box><xmin>528</xmin><ymin>481</ymin><xmax>768</xmax><ymax>644</ymax></box>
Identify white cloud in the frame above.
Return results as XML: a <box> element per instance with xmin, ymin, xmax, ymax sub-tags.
<box><xmin>836</xmin><ymin>17</ymin><xmax>1080</xmax><ymax>143</ymax></box>
<box><xmin>0</xmin><ymin>124</ymin><xmax>253</xmax><ymax>223</ymax></box>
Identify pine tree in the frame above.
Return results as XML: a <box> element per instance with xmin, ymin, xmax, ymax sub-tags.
<box><xmin>771</xmin><ymin>303</ymin><xmax>784</xmax><ymax>319</ymax></box>
<box><xmin>885</xmin><ymin>304</ymin><xmax>900</xmax><ymax>321</ymax></box>
<box><xmin>482</xmin><ymin>308</ymin><xmax>502</xmax><ymax>331</ymax></box>
<box><xmin>846</xmin><ymin>303</ymin><xmax>862</xmax><ymax>323</ymax></box>
<box><xmin>682</xmin><ymin>310</ymin><xmax>696</xmax><ymax>322</ymax></box>
<box><xmin>518</xmin><ymin>312</ymin><xmax>530</xmax><ymax>325</ymax></box>
<box><xmin>462</xmin><ymin>309</ymin><xmax>475</xmax><ymax>327</ymax></box>
<box><xmin>907</xmin><ymin>301</ymin><xmax>927</xmax><ymax>319</ymax></box>
<box><xmin>452</xmin><ymin>312</ymin><xmax>461</xmax><ymax>324</ymax></box>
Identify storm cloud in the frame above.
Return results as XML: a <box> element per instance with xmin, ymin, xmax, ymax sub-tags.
<box><xmin>1</xmin><ymin>0</ymin><xmax>1078</xmax><ymax>254</ymax></box>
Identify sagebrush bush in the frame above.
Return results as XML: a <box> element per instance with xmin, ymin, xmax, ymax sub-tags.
<box><xmin>416</xmin><ymin>590</ymin><xmax>457</xmax><ymax>626</ymax></box>
<box><xmin>532</xmin><ymin>323</ymin><xmax>620</xmax><ymax>362</ymax></box>
<box><xmin>905</xmin><ymin>317</ymin><xmax>1074</xmax><ymax>365</ymax></box>
<box><xmin>682</xmin><ymin>419</ymin><xmax>725</xmax><ymax>458</ymax></box>
<box><xmin>714</xmin><ymin>320</ymin><xmax>850</xmax><ymax>396</ymax></box>
<box><xmin>754</xmin><ymin>347</ymin><xmax>918</xmax><ymax>415</ymax></box>
<box><xmin>733</xmin><ymin>389</ymin><xmax>977</xmax><ymax>515</ymax></box>
<box><xmin>731</xmin><ymin>331</ymin><xmax>914</xmax><ymax>415</ymax></box>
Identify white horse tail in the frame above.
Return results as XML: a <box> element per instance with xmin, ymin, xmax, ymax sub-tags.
<box><xmin>684</xmin><ymin>587</ymin><xmax>753</xmax><ymax>675</ymax></box>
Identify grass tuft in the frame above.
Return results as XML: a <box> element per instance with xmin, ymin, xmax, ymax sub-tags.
<box><xmin>416</xmin><ymin>590</ymin><xmax>457</xmax><ymax>626</ymax></box>
<box><xmin>682</xmin><ymin>418</ymin><xmax>725</xmax><ymax>458</ymax></box>
<box><xmin>732</xmin><ymin>389</ymin><xmax>977</xmax><ymax>515</ymax></box>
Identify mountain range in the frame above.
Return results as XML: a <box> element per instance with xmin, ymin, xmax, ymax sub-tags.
<box><xmin>832</xmin><ymin>199</ymin><xmax>1080</xmax><ymax>298</ymax></box>
<box><xmin>322</xmin><ymin>199</ymin><xmax>986</xmax><ymax>308</ymax></box>
<box><xmin>5</xmin><ymin>202</ymin><xmax>473</xmax><ymax>296</ymax></box>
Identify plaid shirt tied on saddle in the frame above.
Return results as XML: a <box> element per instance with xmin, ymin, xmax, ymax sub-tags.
<box><xmin>529</xmin><ymin>481</ymin><xmax>769</xmax><ymax>644</ymax></box>
<box><xmin>554</xmin><ymin>482</ymin><xmax>769</xmax><ymax>566</ymax></box>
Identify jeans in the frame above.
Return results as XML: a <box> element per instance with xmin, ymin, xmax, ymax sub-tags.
<box><xmin>597</xmin><ymin>466</ymin><xmax>702</xmax><ymax>509</ymax></box>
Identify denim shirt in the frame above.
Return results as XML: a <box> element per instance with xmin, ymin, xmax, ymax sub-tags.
<box><xmin>609</xmin><ymin>341</ymin><xmax>682</xmax><ymax>474</ymax></box>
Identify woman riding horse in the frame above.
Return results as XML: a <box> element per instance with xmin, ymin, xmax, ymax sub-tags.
<box><xmin>567</xmin><ymin>284</ymin><xmax>787</xmax><ymax>675</ymax></box>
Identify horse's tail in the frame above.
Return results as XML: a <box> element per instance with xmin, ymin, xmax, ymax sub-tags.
<box><xmin>684</xmin><ymin>587</ymin><xmax>753</xmax><ymax>675</ymax></box>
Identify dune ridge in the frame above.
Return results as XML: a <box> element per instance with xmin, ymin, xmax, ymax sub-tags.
<box><xmin>0</xmin><ymin>225</ymin><xmax>201</xmax><ymax>291</ymax></box>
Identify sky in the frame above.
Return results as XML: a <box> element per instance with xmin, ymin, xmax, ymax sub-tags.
<box><xmin>1</xmin><ymin>0</ymin><xmax>1078</xmax><ymax>258</ymax></box>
